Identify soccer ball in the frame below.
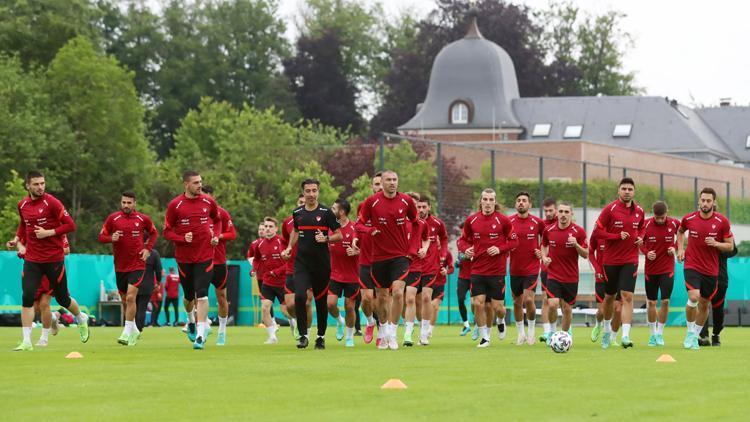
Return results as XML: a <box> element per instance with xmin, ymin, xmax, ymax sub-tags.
<box><xmin>549</xmin><ymin>331</ymin><xmax>572</xmax><ymax>353</ymax></box>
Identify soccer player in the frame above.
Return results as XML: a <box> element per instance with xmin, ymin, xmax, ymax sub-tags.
<box><xmin>594</xmin><ymin>177</ymin><xmax>644</xmax><ymax>349</ymax></box>
<box><xmin>6</xmin><ymin>171</ymin><xmax>89</xmax><ymax>351</ymax></box>
<box><xmin>355</xmin><ymin>172</ymin><xmax>383</xmax><ymax>345</ymax></box>
<box><xmin>201</xmin><ymin>185</ymin><xmax>237</xmax><ymax>346</ymax></box>
<box><xmin>699</xmin><ymin>235</ymin><xmax>737</xmax><ymax>346</ymax></box>
<box><xmin>587</xmin><ymin>230</ymin><xmax>623</xmax><ymax>344</ymax></box>
<box><xmin>462</xmin><ymin>188</ymin><xmax>518</xmax><ymax>348</ymax></box>
<box><xmin>540</xmin><ymin>202</ymin><xmax>588</xmax><ymax>342</ymax></box>
<box><xmin>676</xmin><ymin>187</ymin><xmax>734</xmax><ymax>350</ymax></box>
<box><xmin>538</xmin><ymin>197</ymin><xmax>557</xmax><ymax>343</ymax></box>
<box><xmin>99</xmin><ymin>191</ymin><xmax>158</xmax><ymax>346</ymax></box>
<box><xmin>163</xmin><ymin>267</ymin><xmax>180</xmax><ymax>326</ymax></box>
<box><xmin>282</xmin><ymin>194</ymin><xmax>312</xmax><ymax>339</ymax></box>
<box><xmin>356</xmin><ymin>170</ymin><xmax>419</xmax><ymax>350</ymax></box>
<box><xmin>248</xmin><ymin>222</ymin><xmax>267</xmax><ymax>293</ymax></box>
<box><xmin>640</xmin><ymin>201</ymin><xmax>679</xmax><ymax>346</ymax></box>
<box><xmin>402</xmin><ymin>192</ymin><xmax>429</xmax><ymax>347</ymax></box>
<box><xmin>416</xmin><ymin>197</ymin><xmax>447</xmax><ymax>346</ymax></box>
<box><xmin>430</xmin><ymin>250</ymin><xmax>454</xmax><ymax>338</ymax></box>
<box><xmin>163</xmin><ymin>170</ymin><xmax>221</xmax><ymax>350</ymax></box>
<box><xmin>327</xmin><ymin>199</ymin><xmax>360</xmax><ymax>347</ymax></box>
<box><xmin>255</xmin><ymin>217</ymin><xmax>288</xmax><ymax>344</ymax></box>
<box><xmin>135</xmin><ymin>248</ymin><xmax>162</xmax><ymax>332</ymax></box>
<box><xmin>282</xmin><ymin>179</ymin><xmax>342</xmax><ymax>349</ymax></box>
<box><xmin>456</xmin><ymin>225</ymin><xmax>474</xmax><ymax>336</ymax></box>
<box><xmin>509</xmin><ymin>191</ymin><xmax>545</xmax><ymax>345</ymax></box>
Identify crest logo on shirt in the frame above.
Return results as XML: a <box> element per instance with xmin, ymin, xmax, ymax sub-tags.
<box><xmin>712</xmin><ymin>224</ymin><xmax>716</xmax><ymax>229</ymax></box>
<box><xmin>492</xmin><ymin>225</ymin><xmax>496</xmax><ymax>229</ymax></box>
<box><xmin>38</xmin><ymin>208</ymin><xmax>43</xmax><ymax>214</ymax></box>
<box><xmin>636</xmin><ymin>214</ymin><xmax>639</xmax><ymax>218</ymax></box>
<box><xmin>135</xmin><ymin>222</ymin><xmax>139</xmax><ymax>227</ymax></box>
<box><xmin>432</xmin><ymin>227</ymin><xmax>436</xmax><ymax>232</ymax></box>
<box><xmin>530</xmin><ymin>225</ymin><xmax>534</xmax><ymax>230</ymax></box>
<box><xmin>346</xmin><ymin>233</ymin><xmax>350</xmax><ymax>238</ymax></box>
<box><xmin>668</xmin><ymin>228</ymin><xmax>672</xmax><ymax>232</ymax></box>
<box><xmin>399</xmin><ymin>209</ymin><xmax>404</xmax><ymax>214</ymax></box>
<box><xmin>274</xmin><ymin>246</ymin><xmax>278</xmax><ymax>250</ymax></box>
<box><xmin>203</xmin><ymin>208</ymin><xmax>207</xmax><ymax>213</ymax></box>
<box><xmin>316</xmin><ymin>216</ymin><xmax>322</xmax><ymax>222</ymax></box>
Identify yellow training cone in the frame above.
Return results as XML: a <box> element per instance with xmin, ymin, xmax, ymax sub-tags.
<box><xmin>257</xmin><ymin>323</ymin><xmax>267</xmax><ymax>329</ymax></box>
<box><xmin>65</xmin><ymin>351</ymin><xmax>83</xmax><ymax>359</ymax></box>
<box><xmin>381</xmin><ymin>379</ymin><xmax>407</xmax><ymax>389</ymax></box>
<box><xmin>656</xmin><ymin>354</ymin><xmax>676</xmax><ymax>363</ymax></box>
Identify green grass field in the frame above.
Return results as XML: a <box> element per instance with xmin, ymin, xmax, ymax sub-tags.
<box><xmin>1</xmin><ymin>325</ymin><xmax>748</xmax><ymax>421</ymax></box>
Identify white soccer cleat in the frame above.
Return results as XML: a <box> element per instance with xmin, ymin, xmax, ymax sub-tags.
<box><xmin>526</xmin><ymin>335</ymin><xmax>536</xmax><ymax>346</ymax></box>
<box><xmin>419</xmin><ymin>335</ymin><xmax>430</xmax><ymax>346</ymax></box>
<box><xmin>516</xmin><ymin>333</ymin><xmax>527</xmax><ymax>345</ymax></box>
<box><xmin>387</xmin><ymin>336</ymin><xmax>399</xmax><ymax>350</ymax></box>
<box><xmin>35</xmin><ymin>339</ymin><xmax>49</xmax><ymax>347</ymax></box>
<box><xmin>264</xmin><ymin>336</ymin><xmax>278</xmax><ymax>344</ymax></box>
<box><xmin>477</xmin><ymin>338</ymin><xmax>491</xmax><ymax>348</ymax></box>
<box><xmin>498</xmin><ymin>324</ymin><xmax>507</xmax><ymax>341</ymax></box>
<box><xmin>50</xmin><ymin>317</ymin><xmax>59</xmax><ymax>336</ymax></box>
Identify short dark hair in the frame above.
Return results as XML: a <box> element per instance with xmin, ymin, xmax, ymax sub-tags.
<box><xmin>619</xmin><ymin>177</ymin><xmax>635</xmax><ymax>187</ymax></box>
<box><xmin>183</xmin><ymin>170</ymin><xmax>200</xmax><ymax>182</ymax></box>
<box><xmin>122</xmin><ymin>191</ymin><xmax>136</xmax><ymax>200</ymax></box>
<box><xmin>700</xmin><ymin>187</ymin><xmax>717</xmax><ymax>200</ymax></box>
<box><xmin>406</xmin><ymin>191</ymin><xmax>421</xmax><ymax>202</ymax></box>
<box><xmin>263</xmin><ymin>216</ymin><xmax>278</xmax><ymax>226</ymax></box>
<box><xmin>300</xmin><ymin>178</ymin><xmax>320</xmax><ymax>190</ymax></box>
<box><xmin>335</xmin><ymin>198</ymin><xmax>351</xmax><ymax>215</ymax></box>
<box><xmin>25</xmin><ymin>170</ymin><xmax>44</xmax><ymax>183</ymax></box>
<box><xmin>417</xmin><ymin>197</ymin><xmax>431</xmax><ymax>206</ymax></box>
<box><xmin>374</xmin><ymin>171</ymin><xmax>383</xmax><ymax>178</ymax></box>
<box><xmin>652</xmin><ymin>201</ymin><xmax>667</xmax><ymax>216</ymax></box>
<box><xmin>542</xmin><ymin>197</ymin><xmax>557</xmax><ymax>207</ymax></box>
<box><xmin>558</xmin><ymin>201</ymin><xmax>573</xmax><ymax>210</ymax></box>
<box><xmin>516</xmin><ymin>191</ymin><xmax>531</xmax><ymax>201</ymax></box>
<box><xmin>297</xmin><ymin>193</ymin><xmax>304</xmax><ymax>199</ymax></box>
<box><xmin>201</xmin><ymin>185</ymin><xmax>213</xmax><ymax>195</ymax></box>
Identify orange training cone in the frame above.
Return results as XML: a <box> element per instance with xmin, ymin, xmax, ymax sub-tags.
<box><xmin>381</xmin><ymin>379</ymin><xmax>407</xmax><ymax>389</ymax></box>
<box><xmin>65</xmin><ymin>351</ymin><xmax>83</xmax><ymax>359</ymax></box>
<box><xmin>656</xmin><ymin>354</ymin><xmax>676</xmax><ymax>363</ymax></box>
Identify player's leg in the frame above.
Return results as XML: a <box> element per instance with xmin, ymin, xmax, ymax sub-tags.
<box><xmin>471</xmin><ymin>275</ymin><xmax>491</xmax><ymax>347</ymax></box>
<box><xmin>560</xmin><ymin>283</ymin><xmax>578</xmax><ymax>334</ymax></box>
<box><xmin>692</xmin><ymin>274</ymin><xmax>716</xmax><ymax>349</ymax></box>
<box><xmin>44</xmin><ymin>261</ymin><xmax>89</xmax><ymax>343</ymax></box>
<box><xmin>135</xmin><ymin>294</ymin><xmax>150</xmax><ymax>333</ymax></box>
<box><xmin>546</xmin><ymin>290</ymin><xmax>560</xmax><ymax>340</ymax></box>
<box><xmin>710</xmin><ymin>280</ymin><xmax>727</xmax><ymax>345</ymax></box>
<box><xmin>327</xmin><ymin>282</ymin><xmax>346</xmax><ymax>341</ymax></box>
<box><xmin>212</xmin><ymin>264</ymin><xmax>229</xmax><ymax>344</ymax></box>
<box><xmin>17</xmin><ymin>262</ymin><xmax>45</xmax><ymax>350</ymax></box>
<box><xmin>618</xmin><ymin>265</ymin><xmax>637</xmax><ymax>348</ymax></box>
<box><xmin>655</xmin><ymin>274</ymin><xmax>672</xmax><ymax>346</ymax></box>
<box><xmin>260</xmin><ymin>285</ymin><xmax>277</xmax><ymax>344</ymax></box>
<box><xmin>123</xmin><ymin>273</ymin><xmax>142</xmax><ymax>345</ymax></box>
<box><xmin>385</xmin><ymin>259</ymin><xmax>409</xmax><ymax>350</ymax></box>
<box><xmin>178</xmin><ymin>263</ymin><xmax>198</xmax><ymax>340</ymax></box>
<box><xmin>645</xmin><ymin>275</ymin><xmax>659</xmax><ymax>346</ymax></box>
<box><xmin>163</xmin><ymin>298</ymin><xmax>172</xmax><ymax>325</ymax></box>
<box><xmin>510</xmin><ymin>276</ymin><xmax>525</xmax><ymax>344</ymax></box>
<box><xmin>420</xmin><ymin>283</ymin><xmax>434</xmax><ymax>345</ymax></box>
<box><xmin>430</xmin><ymin>285</ymin><xmax>444</xmax><ymax>336</ymax></box>
<box><xmin>457</xmin><ymin>278</ymin><xmax>471</xmax><ymax>335</ymax></box>
<box><xmin>36</xmin><ymin>293</ymin><xmax>53</xmax><ymax>346</ymax></box>
<box><xmin>359</xmin><ymin>268</ymin><xmax>377</xmax><ymax>344</ymax></box>
<box><xmin>539</xmin><ymin>271</ymin><xmax>550</xmax><ymax>342</ymax></box>
<box><xmin>293</xmin><ymin>267</ymin><xmax>313</xmax><ymax>348</ymax></box>
<box><xmin>492</xmin><ymin>279</ymin><xmax>507</xmax><ymax>341</ymax></box>
<box><xmin>402</xmin><ymin>285</ymin><xmax>418</xmax><ymax>346</ymax></box>
<box><xmin>600</xmin><ymin>265</ymin><xmax>620</xmax><ymax>348</ymax></box>
<box><xmin>343</xmin><ymin>285</ymin><xmax>358</xmax><ymax>346</ymax></box>
<box><xmin>524</xmin><ymin>277</ymin><xmax>538</xmax><ymax>344</ymax></box>
<box><xmin>683</xmin><ymin>270</ymin><xmax>702</xmax><ymax>349</ymax></box>
<box><xmin>310</xmin><ymin>268</ymin><xmax>331</xmax><ymax>349</ymax></box>
<box><xmin>560</xmin><ymin>300</ymin><xmax>572</xmax><ymax>332</ymax></box>
<box><xmin>192</xmin><ymin>261</ymin><xmax>214</xmax><ymax>348</ymax></box>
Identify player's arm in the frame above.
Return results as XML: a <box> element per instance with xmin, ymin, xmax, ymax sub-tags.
<box><xmin>162</xmin><ymin>203</ymin><xmax>186</xmax><ymax>243</ymax></box>
<box><xmin>98</xmin><ymin>215</ymin><xmax>115</xmax><ymax>243</ymax></box>
<box><xmin>498</xmin><ymin>217</ymin><xmax>518</xmax><ymax>253</ymax></box>
<box><xmin>219</xmin><ymin>216</ymin><xmax>237</xmax><ymax>241</ymax></box>
<box><xmin>676</xmin><ymin>223</ymin><xmax>687</xmax><ymax>262</ymax></box>
<box><xmin>574</xmin><ymin>231</ymin><xmax>589</xmax><ymax>258</ymax></box>
<box><xmin>438</xmin><ymin>222</ymin><xmax>449</xmax><ymax>259</ymax></box>
<box><xmin>144</xmin><ymin>216</ymin><xmax>158</xmax><ymax>250</ymax></box>
<box><xmin>406</xmin><ymin>195</ymin><xmax>418</xmax><ymax>222</ymax></box>
<box><xmin>284</xmin><ymin>230</ymin><xmax>299</xmax><ymax>254</ymax></box>
<box><xmin>7</xmin><ymin>218</ymin><xmax>23</xmax><ymax>249</ymax></box>
<box><xmin>322</xmin><ymin>228</ymin><xmax>343</xmax><ymax>243</ymax></box>
<box><xmin>540</xmin><ymin>231</ymin><xmax>551</xmax><ymax>265</ymax></box>
<box><xmin>354</xmin><ymin>198</ymin><xmax>376</xmax><ymax>235</ymax></box>
<box><xmin>594</xmin><ymin>206</ymin><xmax>623</xmax><ymax>238</ymax></box>
<box><xmin>52</xmin><ymin>201</ymin><xmax>76</xmax><ymax>236</ymax></box>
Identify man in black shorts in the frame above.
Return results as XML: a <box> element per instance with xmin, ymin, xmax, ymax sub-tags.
<box><xmin>699</xmin><ymin>238</ymin><xmax>737</xmax><ymax>346</ymax></box>
<box><xmin>282</xmin><ymin>179</ymin><xmax>342</xmax><ymax>349</ymax></box>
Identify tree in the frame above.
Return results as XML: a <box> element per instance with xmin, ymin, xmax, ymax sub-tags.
<box><xmin>0</xmin><ymin>170</ymin><xmax>27</xmax><ymax>245</ymax></box>
<box><xmin>284</xmin><ymin>29</ymin><xmax>364</xmax><ymax>134</ymax></box>
<box><xmin>319</xmin><ymin>138</ymin><xmax>376</xmax><ymax>197</ymax></box>
<box><xmin>46</xmin><ymin>36</ymin><xmax>154</xmax><ymax>250</ymax></box>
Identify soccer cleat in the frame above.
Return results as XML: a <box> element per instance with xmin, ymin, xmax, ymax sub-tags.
<box><xmin>186</xmin><ymin>323</ymin><xmax>197</xmax><ymax>342</ymax></box>
<box><xmin>460</xmin><ymin>325</ymin><xmax>471</xmax><ymax>336</ymax></box>
<box><xmin>601</xmin><ymin>332</ymin><xmax>611</xmax><ymax>349</ymax></box>
<box><xmin>683</xmin><ymin>332</ymin><xmax>694</xmax><ymax>349</ymax></box>
<box><xmin>297</xmin><ymin>336</ymin><xmax>309</xmax><ymax>349</ymax></box>
<box><xmin>216</xmin><ymin>332</ymin><xmax>226</xmax><ymax>346</ymax></box>
<box><xmin>403</xmin><ymin>331</ymin><xmax>414</xmax><ymax>347</ymax></box>
<box><xmin>655</xmin><ymin>333</ymin><xmax>665</xmax><ymax>346</ymax></box>
<box><xmin>497</xmin><ymin>323</ymin><xmax>506</xmax><ymax>340</ymax></box>
<box><xmin>387</xmin><ymin>336</ymin><xmax>399</xmax><ymax>350</ymax></box>
<box><xmin>377</xmin><ymin>337</ymin><xmax>389</xmax><ymax>350</ymax></box>
<box><xmin>345</xmin><ymin>337</ymin><xmax>355</xmax><ymax>347</ymax></box>
<box><xmin>516</xmin><ymin>333</ymin><xmax>527</xmax><ymax>346</ymax></box>
<box><xmin>50</xmin><ymin>317</ymin><xmax>59</xmax><ymax>336</ymax></box>
<box><xmin>648</xmin><ymin>335</ymin><xmax>657</xmax><ymax>347</ymax></box>
<box><xmin>117</xmin><ymin>332</ymin><xmax>129</xmax><ymax>345</ymax></box>
<box><xmin>205</xmin><ymin>326</ymin><xmax>213</xmax><ymax>339</ymax></box>
<box><xmin>364</xmin><ymin>325</ymin><xmax>374</xmax><ymax>344</ymax></box>
<box><xmin>336</xmin><ymin>321</ymin><xmax>345</xmax><ymax>341</ymax></box>
<box><xmin>193</xmin><ymin>336</ymin><xmax>205</xmax><ymax>350</ymax></box>
<box><xmin>13</xmin><ymin>341</ymin><xmax>33</xmax><ymax>351</ymax></box>
<box><xmin>697</xmin><ymin>337</ymin><xmax>710</xmax><ymax>347</ymax></box>
<box><xmin>591</xmin><ymin>324</ymin><xmax>602</xmax><ymax>342</ymax></box>
<box><xmin>78</xmin><ymin>315</ymin><xmax>90</xmax><ymax>343</ymax></box>
<box><xmin>355</xmin><ymin>330</ymin><xmax>362</xmax><ymax>336</ymax></box>
<box><xmin>712</xmin><ymin>335</ymin><xmax>721</xmax><ymax>346</ymax></box>
<box><xmin>419</xmin><ymin>335</ymin><xmax>430</xmax><ymax>346</ymax></box>
<box><xmin>35</xmin><ymin>339</ymin><xmax>48</xmax><ymax>347</ymax></box>
<box><xmin>477</xmin><ymin>338</ymin><xmax>490</xmax><ymax>348</ymax></box>
<box><xmin>264</xmin><ymin>336</ymin><xmax>278</xmax><ymax>344</ymax></box>
<box><xmin>526</xmin><ymin>334</ymin><xmax>536</xmax><ymax>346</ymax></box>
<box><xmin>621</xmin><ymin>336</ymin><xmax>633</xmax><ymax>349</ymax></box>
<box><xmin>293</xmin><ymin>324</ymin><xmax>300</xmax><ymax>341</ymax></box>
<box><xmin>545</xmin><ymin>332</ymin><xmax>553</xmax><ymax>346</ymax></box>
<box><xmin>314</xmin><ymin>337</ymin><xmax>326</xmax><ymax>350</ymax></box>
<box><xmin>539</xmin><ymin>332</ymin><xmax>549</xmax><ymax>343</ymax></box>
<box><xmin>691</xmin><ymin>335</ymin><xmax>700</xmax><ymax>350</ymax></box>
<box><xmin>127</xmin><ymin>331</ymin><xmax>139</xmax><ymax>346</ymax></box>
<box><xmin>471</xmin><ymin>326</ymin><xmax>480</xmax><ymax>341</ymax></box>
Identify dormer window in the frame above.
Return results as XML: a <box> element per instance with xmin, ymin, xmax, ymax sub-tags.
<box><xmin>563</xmin><ymin>125</ymin><xmax>583</xmax><ymax>138</ymax></box>
<box><xmin>746</xmin><ymin>135</ymin><xmax>750</xmax><ymax>149</ymax></box>
<box><xmin>450</xmin><ymin>100</ymin><xmax>471</xmax><ymax>125</ymax></box>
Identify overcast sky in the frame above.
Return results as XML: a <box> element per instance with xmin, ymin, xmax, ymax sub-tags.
<box><xmin>279</xmin><ymin>0</ymin><xmax>750</xmax><ymax>108</ymax></box>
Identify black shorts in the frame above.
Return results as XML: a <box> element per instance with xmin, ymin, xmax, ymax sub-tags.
<box><xmin>371</xmin><ymin>257</ymin><xmax>410</xmax><ymax>289</ymax></box>
<box><xmin>177</xmin><ymin>260</ymin><xmax>214</xmax><ymax>299</ymax></box>
<box><xmin>546</xmin><ymin>279</ymin><xmax>578</xmax><ymax>305</ymax></box>
<box><xmin>510</xmin><ymin>275</ymin><xmax>538</xmax><ymax>297</ymax></box>
<box><xmin>431</xmin><ymin>284</ymin><xmax>445</xmax><ymax>301</ymax></box>
<box><xmin>405</xmin><ymin>271</ymin><xmax>422</xmax><ymax>288</ymax></box>
<box><xmin>712</xmin><ymin>279</ymin><xmax>728</xmax><ymax>308</ymax></box>
<box><xmin>645</xmin><ymin>273</ymin><xmax>674</xmax><ymax>301</ymax></box>
<box><xmin>470</xmin><ymin>275</ymin><xmax>505</xmax><ymax>301</ymax></box>
<box><xmin>595</xmin><ymin>282</ymin><xmax>622</xmax><ymax>303</ymax></box>
<box><xmin>684</xmin><ymin>269</ymin><xmax>718</xmax><ymax>300</ymax></box>
<box><xmin>420</xmin><ymin>274</ymin><xmax>437</xmax><ymax>290</ymax></box>
<box><xmin>115</xmin><ymin>270</ymin><xmax>146</xmax><ymax>295</ymax></box>
<box><xmin>358</xmin><ymin>265</ymin><xmax>376</xmax><ymax>290</ymax></box>
<box><xmin>457</xmin><ymin>277</ymin><xmax>471</xmax><ymax>298</ymax></box>
<box><xmin>22</xmin><ymin>261</ymin><xmax>72</xmax><ymax>308</ymax></box>
<box><xmin>211</xmin><ymin>263</ymin><xmax>228</xmax><ymax>289</ymax></box>
<box><xmin>328</xmin><ymin>280</ymin><xmax>360</xmax><ymax>299</ymax></box>
<box><xmin>260</xmin><ymin>284</ymin><xmax>285</xmax><ymax>305</ymax></box>
<box><xmin>294</xmin><ymin>260</ymin><xmax>330</xmax><ymax>300</ymax></box>
<box><xmin>540</xmin><ymin>270</ymin><xmax>548</xmax><ymax>289</ymax></box>
<box><xmin>604</xmin><ymin>264</ymin><xmax>638</xmax><ymax>295</ymax></box>
<box><xmin>284</xmin><ymin>274</ymin><xmax>294</xmax><ymax>295</ymax></box>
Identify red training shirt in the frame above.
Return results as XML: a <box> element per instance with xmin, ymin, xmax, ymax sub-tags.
<box><xmin>456</xmin><ymin>236</ymin><xmax>473</xmax><ymax>280</ymax></box>
<box><xmin>163</xmin><ymin>194</ymin><xmax>221</xmax><ymax>264</ymax></box>
<box><xmin>509</xmin><ymin>213</ymin><xmax>545</xmax><ymax>277</ymax></box>
<box><xmin>16</xmin><ymin>193</ymin><xmax>75</xmax><ymax>263</ymax></box>
<box><xmin>356</xmin><ymin>191</ymin><xmax>418</xmax><ymax>262</ymax></box>
<box><xmin>461</xmin><ymin>211</ymin><xmax>518</xmax><ymax>276</ymax></box>
<box><xmin>542</xmin><ymin>222</ymin><xmax>588</xmax><ymax>283</ymax></box>
<box><xmin>99</xmin><ymin>210</ymin><xmax>158</xmax><ymax>272</ymax></box>
<box><xmin>422</xmin><ymin>215</ymin><xmax>448</xmax><ymax>276</ymax></box>
<box><xmin>640</xmin><ymin>217</ymin><xmax>679</xmax><ymax>276</ymax></box>
<box><xmin>679</xmin><ymin>211</ymin><xmax>732</xmax><ymax>277</ymax></box>
<box><xmin>212</xmin><ymin>206</ymin><xmax>236</xmax><ymax>265</ymax></box>
<box><xmin>254</xmin><ymin>235</ymin><xmax>287</xmax><ymax>287</ymax></box>
<box><xmin>165</xmin><ymin>273</ymin><xmax>180</xmax><ymax>298</ymax></box>
<box><xmin>329</xmin><ymin>221</ymin><xmax>359</xmax><ymax>283</ymax></box>
<box><xmin>595</xmin><ymin>200</ymin><xmax>645</xmax><ymax>266</ymax></box>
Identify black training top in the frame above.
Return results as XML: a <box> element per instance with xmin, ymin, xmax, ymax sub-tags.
<box><xmin>292</xmin><ymin>204</ymin><xmax>340</xmax><ymax>267</ymax></box>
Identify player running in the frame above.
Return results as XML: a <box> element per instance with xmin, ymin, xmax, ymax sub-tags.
<box><xmin>588</xmin><ymin>229</ymin><xmax>623</xmax><ymax>344</ymax></box>
<box><xmin>201</xmin><ymin>185</ymin><xmax>236</xmax><ymax>346</ymax></box>
<box><xmin>676</xmin><ymin>187</ymin><xmax>734</xmax><ymax>350</ymax></box>
<box><xmin>461</xmin><ymin>188</ymin><xmax>518</xmax><ymax>348</ymax></box>
<box><xmin>355</xmin><ymin>172</ymin><xmax>383</xmax><ymax>345</ymax></box>
<box><xmin>456</xmin><ymin>224</ymin><xmax>474</xmax><ymax>336</ymax></box>
<box><xmin>402</xmin><ymin>192</ymin><xmax>429</xmax><ymax>347</ymax></box>
<box><xmin>540</xmin><ymin>202</ymin><xmax>588</xmax><ymax>342</ymax></box>
<box><xmin>163</xmin><ymin>170</ymin><xmax>221</xmax><ymax>350</ymax></box>
<box><xmin>282</xmin><ymin>179</ymin><xmax>342</xmax><ymax>350</ymax></box>
<box><xmin>282</xmin><ymin>194</ymin><xmax>312</xmax><ymax>340</ymax></box>
<box><xmin>327</xmin><ymin>199</ymin><xmax>360</xmax><ymax>347</ymax></box>
<box><xmin>430</xmin><ymin>250</ymin><xmax>454</xmax><ymax>338</ymax></box>
<box><xmin>594</xmin><ymin>177</ymin><xmax>644</xmax><ymax>349</ymax></box>
<box><xmin>7</xmin><ymin>171</ymin><xmax>89</xmax><ymax>351</ymax></box>
<box><xmin>356</xmin><ymin>170</ymin><xmax>419</xmax><ymax>350</ymax></box>
<box><xmin>255</xmin><ymin>217</ymin><xmax>288</xmax><ymax>344</ymax></box>
<box><xmin>415</xmin><ymin>198</ymin><xmax>447</xmax><ymax>346</ymax></box>
<box><xmin>640</xmin><ymin>201</ymin><xmax>679</xmax><ymax>346</ymax></box>
<box><xmin>99</xmin><ymin>191</ymin><xmax>158</xmax><ymax>346</ymax></box>
<box><xmin>509</xmin><ymin>191</ymin><xmax>545</xmax><ymax>345</ymax></box>
<box><xmin>538</xmin><ymin>198</ymin><xmax>558</xmax><ymax>343</ymax></box>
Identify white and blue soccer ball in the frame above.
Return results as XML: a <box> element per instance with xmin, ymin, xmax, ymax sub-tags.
<box><xmin>549</xmin><ymin>331</ymin><xmax>572</xmax><ymax>353</ymax></box>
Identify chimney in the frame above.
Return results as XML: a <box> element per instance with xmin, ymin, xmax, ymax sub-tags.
<box><xmin>719</xmin><ymin>98</ymin><xmax>731</xmax><ymax>107</ymax></box>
